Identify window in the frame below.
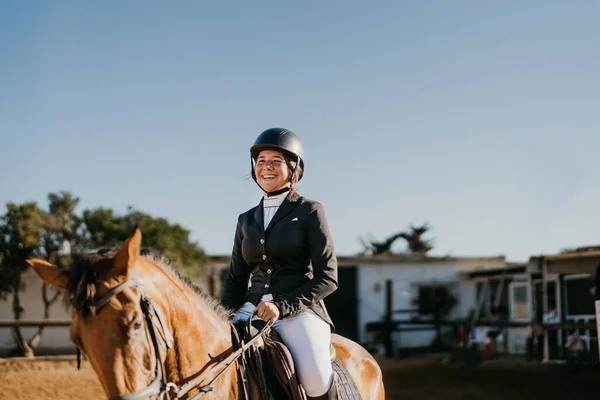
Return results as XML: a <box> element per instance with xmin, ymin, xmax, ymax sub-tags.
<box><xmin>418</xmin><ymin>285</ymin><xmax>456</xmax><ymax>316</ymax></box>
<box><xmin>512</xmin><ymin>286</ymin><xmax>529</xmax><ymax>319</ymax></box>
<box><xmin>475</xmin><ymin>280</ymin><xmax>510</xmax><ymax>319</ymax></box>
<box><xmin>510</xmin><ymin>282</ymin><xmax>530</xmax><ymax>320</ymax></box>
<box><xmin>565</xmin><ymin>277</ymin><xmax>594</xmax><ymax>316</ymax></box>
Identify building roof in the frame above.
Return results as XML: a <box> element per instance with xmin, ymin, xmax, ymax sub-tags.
<box><xmin>527</xmin><ymin>246</ymin><xmax>600</xmax><ymax>275</ymax></box>
<box><xmin>207</xmin><ymin>253</ymin><xmax>507</xmax><ymax>267</ymax></box>
<box><xmin>461</xmin><ymin>264</ymin><xmax>528</xmax><ymax>279</ymax></box>
<box><xmin>542</xmin><ymin>250</ymin><xmax>600</xmax><ymax>262</ymax></box>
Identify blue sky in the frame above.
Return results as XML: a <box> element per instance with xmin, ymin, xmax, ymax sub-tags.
<box><xmin>1</xmin><ymin>1</ymin><xmax>599</xmax><ymax>262</ymax></box>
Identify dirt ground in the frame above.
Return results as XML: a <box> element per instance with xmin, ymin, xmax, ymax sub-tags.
<box><xmin>377</xmin><ymin>355</ymin><xmax>600</xmax><ymax>400</ymax></box>
<box><xmin>1</xmin><ymin>354</ymin><xmax>598</xmax><ymax>399</ymax></box>
<box><xmin>0</xmin><ymin>356</ymin><xmax>103</xmax><ymax>400</ymax></box>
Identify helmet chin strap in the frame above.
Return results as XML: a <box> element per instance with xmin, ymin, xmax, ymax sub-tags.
<box><xmin>252</xmin><ymin>175</ymin><xmax>290</xmax><ymax>197</ymax></box>
<box><xmin>263</xmin><ymin>186</ymin><xmax>290</xmax><ymax>197</ymax></box>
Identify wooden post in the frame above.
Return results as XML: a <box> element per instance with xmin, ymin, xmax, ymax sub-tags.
<box><xmin>556</xmin><ymin>274</ymin><xmax>563</xmax><ymax>360</ymax></box>
<box><xmin>527</xmin><ymin>271</ymin><xmax>534</xmax><ymax>359</ymax></box>
<box><xmin>542</xmin><ymin>260</ymin><xmax>549</xmax><ymax>362</ymax></box>
<box><xmin>593</xmin><ymin>260</ymin><xmax>600</xmax><ymax>361</ymax></box>
<box><xmin>385</xmin><ymin>279</ymin><xmax>394</xmax><ymax>357</ymax></box>
<box><xmin>596</xmin><ymin>300</ymin><xmax>600</xmax><ymax>361</ymax></box>
<box><xmin>207</xmin><ymin>273</ymin><xmax>216</xmax><ymax>297</ymax></box>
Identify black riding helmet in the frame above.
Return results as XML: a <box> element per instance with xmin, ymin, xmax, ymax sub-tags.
<box><xmin>250</xmin><ymin>128</ymin><xmax>305</xmax><ymax>194</ymax></box>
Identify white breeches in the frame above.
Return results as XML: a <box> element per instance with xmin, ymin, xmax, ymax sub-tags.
<box><xmin>233</xmin><ymin>295</ymin><xmax>334</xmax><ymax>397</ymax></box>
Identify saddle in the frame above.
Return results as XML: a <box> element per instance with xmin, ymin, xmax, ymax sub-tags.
<box><xmin>232</xmin><ymin>318</ymin><xmax>339</xmax><ymax>400</ymax></box>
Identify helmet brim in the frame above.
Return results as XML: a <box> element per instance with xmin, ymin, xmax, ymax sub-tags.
<box><xmin>250</xmin><ymin>144</ymin><xmax>300</xmax><ymax>162</ymax></box>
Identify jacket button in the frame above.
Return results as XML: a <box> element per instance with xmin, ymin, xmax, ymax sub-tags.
<box><xmin>267</xmin><ymin>269</ymin><xmax>272</xmax><ymax>274</ymax></box>
<box><xmin>262</xmin><ymin>255</ymin><xmax>267</xmax><ymax>260</ymax></box>
<box><xmin>260</xmin><ymin>239</ymin><xmax>265</xmax><ymax>244</ymax></box>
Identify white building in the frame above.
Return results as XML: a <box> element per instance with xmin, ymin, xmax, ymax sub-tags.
<box><xmin>207</xmin><ymin>253</ymin><xmax>508</xmax><ymax>354</ymax></box>
<box><xmin>460</xmin><ymin>248</ymin><xmax>600</xmax><ymax>360</ymax></box>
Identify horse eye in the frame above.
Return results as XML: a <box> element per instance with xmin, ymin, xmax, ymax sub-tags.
<box><xmin>129</xmin><ymin>319</ymin><xmax>143</xmax><ymax>336</ymax></box>
<box><xmin>128</xmin><ymin>312</ymin><xmax>143</xmax><ymax>336</ymax></box>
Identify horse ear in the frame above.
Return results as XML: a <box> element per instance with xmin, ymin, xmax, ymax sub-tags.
<box><xmin>26</xmin><ymin>258</ymin><xmax>68</xmax><ymax>291</ymax></box>
<box><xmin>114</xmin><ymin>227</ymin><xmax>142</xmax><ymax>273</ymax></box>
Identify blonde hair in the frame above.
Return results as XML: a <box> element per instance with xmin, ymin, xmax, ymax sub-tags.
<box><xmin>286</xmin><ymin>158</ymin><xmax>303</xmax><ymax>190</ymax></box>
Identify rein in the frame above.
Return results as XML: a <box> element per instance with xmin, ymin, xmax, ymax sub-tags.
<box><xmin>78</xmin><ymin>271</ymin><xmax>272</xmax><ymax>400</ymax></box>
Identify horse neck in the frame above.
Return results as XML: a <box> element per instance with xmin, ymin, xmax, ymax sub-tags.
<box><xmin>154</xmin><ymin>274</ymin><xmax>237</xmax><ymax>393</ymax></box>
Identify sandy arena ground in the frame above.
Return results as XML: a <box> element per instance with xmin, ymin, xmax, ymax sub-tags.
<box><xmin>1</xmin><ymin>354</ymin><xmax>598</xmax><ymax>399</ymax></box>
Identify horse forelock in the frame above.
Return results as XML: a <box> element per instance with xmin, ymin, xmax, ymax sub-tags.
<box><xmin>65</xmin><ymin>248</ymin><xmax>233</xmax><ymax>322</ymax></box>
<box><xmin>66</xmin><ymin>251</ymin><xmax>115</xmax><ymax>317</ymax></box>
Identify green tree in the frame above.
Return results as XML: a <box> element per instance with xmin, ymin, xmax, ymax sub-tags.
<box><xmin>82</xmin><ymin>206</ymin><xmax>207</xmax><ymax>281</ymax></box>
<box><xmin>0</xmin><ymin>191</ymin><xmax>207</xmax><ymax>357</ymax></box>
<box><xmin>0</xmin><ymin>201</ymin><xmax>47</xmax><ymax>357</ymax></box>
<box><xmin>31</xmin><ymin>192</ymin><xmax>82</xmax><ymax>352</ymax></box>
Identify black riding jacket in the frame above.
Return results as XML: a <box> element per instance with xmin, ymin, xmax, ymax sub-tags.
<box><xmin>221</xmin><ymin>192</ymin><xmax>338</xmax><ymax>330</ymax></box>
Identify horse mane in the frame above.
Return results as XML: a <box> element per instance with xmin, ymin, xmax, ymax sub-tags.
<box><xmin>140</xmin><ymin>248</ymin><xmax>234</xmax><ymax>322</ymax></box>
<box><xmin>65</xmin><ymin>247</ymin><xmax>233</xmax><ymax>322</ymax></box>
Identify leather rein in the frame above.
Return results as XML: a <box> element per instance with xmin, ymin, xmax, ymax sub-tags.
<box><xmin>77</xmin><ymin>271</ymin><xmax>271</xmax><ymax>400</ymax></box>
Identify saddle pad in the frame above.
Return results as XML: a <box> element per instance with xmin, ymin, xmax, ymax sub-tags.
<box><xmin>332</xmin><ymin>358</ymin><xmax>362</xmax><ymax>400</ymax></box>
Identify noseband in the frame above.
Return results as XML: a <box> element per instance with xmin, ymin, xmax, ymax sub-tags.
<box><xmin>80</xmin><ymin>270</ymin><xmax>271</xmax><ymax>400</ymax></box>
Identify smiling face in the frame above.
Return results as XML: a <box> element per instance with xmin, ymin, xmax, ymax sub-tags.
<box><xmin>255</xmin><ymin>150</ymin><xmax>291</xmax><ymax>193</ymax></box>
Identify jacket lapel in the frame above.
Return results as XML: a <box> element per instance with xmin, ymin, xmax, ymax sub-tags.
<box><xmin>265</xmin><ymin>192</ymin><xmax>300</xmax><ymax>232</ymax></box>
<box><xmin>253</xmin><ymin>198</ymin><xmax>265</xmax><ymax>231</ymax></box>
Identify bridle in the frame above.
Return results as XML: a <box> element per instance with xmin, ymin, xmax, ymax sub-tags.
<box><xmin>77</xmin><ymin>270</ymin><xmax>271</xmax><ymax>400</ymax></box>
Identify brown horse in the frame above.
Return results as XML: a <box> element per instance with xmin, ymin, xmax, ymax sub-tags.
<box><xmin>27</xmin><ymin>228</ymin><xmax>385</xmax><ymax>399</ymax></box>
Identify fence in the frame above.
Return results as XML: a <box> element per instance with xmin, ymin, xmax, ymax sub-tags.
<box><xmin>365</xmin><ymin>318</ymin><xmax>598</xmax><ymax>361</ymax></box>
<box><xmin>0</xmin><ymin>320</ymin><xmax>71</xmax><ymax>327</ymax></box>
<box><xmin>0</xmin><ymin>320</ymin><xmax>74</xmax><ymax>357</ymax></box>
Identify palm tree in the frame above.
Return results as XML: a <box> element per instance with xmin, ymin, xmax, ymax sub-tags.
<box><xmin>399</xmin><ymin>223</ymin><xmax>433</xmax><ymax>254</ymax></box>
<box><xmin>359</xmin><ymin>231</ymin><xmax>405</xmax><ymax>255</ymax></box>
<box><xmin>359</xmin><ymin>223</ymin><xmax>434</xmax><ymax>256</ymax></box>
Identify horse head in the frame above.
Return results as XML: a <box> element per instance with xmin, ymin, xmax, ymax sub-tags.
<box><xmin>27</xmin><ymin>228</ymin><xmax>236</xmax><ymax>399</ymax></box>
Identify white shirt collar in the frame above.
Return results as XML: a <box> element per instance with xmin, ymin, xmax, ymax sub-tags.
<box><xmin>263</xmin><ymin>191</ymin><xmax>288</xmax><ymax>208</ymax></box>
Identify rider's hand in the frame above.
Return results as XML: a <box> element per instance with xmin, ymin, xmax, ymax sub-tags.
<box><xmin>256</xmin><ymin>301</ymin><xmax>280</xmax><ymax>324</ymax></box>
